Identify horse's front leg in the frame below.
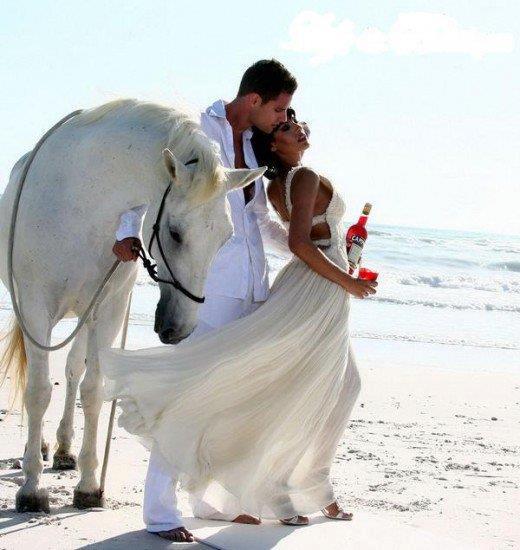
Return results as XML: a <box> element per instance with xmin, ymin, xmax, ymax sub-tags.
<box><xmin>16</xmin><ymin>316</ymin><xmax>52</xmax><ymax>513</ymax></box>
<box><xmin>73</xmin><ymin>293</ymin><xmax>130</xmax><ymax>509</ymax></box>
<box><xmin>54</xmin><ymin>328</ymin><xmax>87</xmax><ymax>470</ymax></box>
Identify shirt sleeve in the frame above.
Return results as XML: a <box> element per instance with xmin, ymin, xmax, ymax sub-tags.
<box><xmin>115</xmin><ymin>205</ymin><xmax>148</xmax><ymax>241</ymax></box>
<box><xmin>253</xmin><ymin>199</ymin><xmax>292</xmax><ymax>259</ymax></box>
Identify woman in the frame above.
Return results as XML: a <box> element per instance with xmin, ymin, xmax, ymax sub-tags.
<box><xmin>100</xmin><ymin>109</ymin><xmax>377</xmax><ymax>526</ymax></box>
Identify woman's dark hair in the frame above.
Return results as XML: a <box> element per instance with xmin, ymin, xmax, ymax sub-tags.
<box><xmin>251</xmin><ymin>108</ymin><xmax>309</xmax><ymax>180</ymax></box>
<box><xmin>238</xmin><ymin>59</ymin><xmax>297</xmax><ymax>103</ymax></box>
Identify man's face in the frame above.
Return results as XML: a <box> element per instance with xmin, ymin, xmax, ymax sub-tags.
<box><xmin>249</xmin><ymin>92</ymin><xmax>293</xmax><ymax>133</ymax></box>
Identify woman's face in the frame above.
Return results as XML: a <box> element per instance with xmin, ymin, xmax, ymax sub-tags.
<box><xmin>271</xmin><ymin>118</ymin><xmax>310</xmax><ymax>158</ymax></box>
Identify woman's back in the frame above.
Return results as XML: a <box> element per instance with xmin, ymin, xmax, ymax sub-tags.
<box><xmin>267</xmin><ymin>166</ymin><xmax>346</xmax><ymax>248</ymax></box>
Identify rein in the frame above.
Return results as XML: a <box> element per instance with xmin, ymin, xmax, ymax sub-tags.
<box><xmin>136</xmin><ymin>156</ymin><xmax>205</xmax><ymax>304</ymax></box>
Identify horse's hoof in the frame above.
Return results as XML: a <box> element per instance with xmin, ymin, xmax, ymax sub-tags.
<box><xmin>73</xmin><ymin>489</ymin><xmax>105</xmax><ymax>509</ymax></box>
<box><xmin>16</xmin><ymin>488</ymin><xmax>50</xmax><ymax>513</ymax></box>
<box><xmin>52</xmin><ymin>453</ymin><xmax>77</xmax><ymax>470</ymax></box>
<box><xmin>41</xmin><ymin>442</ymin><xmax>50</xmax><ymax>462</ymax></box>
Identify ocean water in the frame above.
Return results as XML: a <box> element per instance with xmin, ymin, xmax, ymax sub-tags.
<box><xmin>1</xmin><ymin>224</ymin><xmax>519</xmax><ymax>352</ymax></box>
<box><xmin>341</xmin><ymin>224</ymin><xmax>520</xmax><ymax>351</ymax></box>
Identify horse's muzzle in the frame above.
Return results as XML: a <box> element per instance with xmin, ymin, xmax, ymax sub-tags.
<box><xmin>159</xmin><ymin>328</ymin><xmax>187</xmax><ymax>345</ymax></box>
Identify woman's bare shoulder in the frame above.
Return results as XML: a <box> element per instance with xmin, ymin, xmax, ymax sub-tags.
<box><xmin>290</xmin><ymin>166</ymin><xmax>320</xmax><ymax>187</ymax></box>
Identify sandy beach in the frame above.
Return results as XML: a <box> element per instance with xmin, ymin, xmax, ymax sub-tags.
<box><xmin>1</xmin><ymin>0</ymin><xmax>519</xmax><ymax>545</ymax></box>
<box><xmin>1</xmin><ymin>321</ymin><xmax>519</xmax><ymax>549</ymax></box>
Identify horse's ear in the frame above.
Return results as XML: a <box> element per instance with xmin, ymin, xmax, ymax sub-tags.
<box><xmin>162</xmin><ymin>148</ymin><xmax>187</xmax><ymax>184</ymax></box>
<box><xmin>224</xmin><ymin>166</ymin><xmax>267</xmax><ymax>192</ymax></box>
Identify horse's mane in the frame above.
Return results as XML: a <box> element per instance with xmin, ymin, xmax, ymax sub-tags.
<box><xmin>76</xmin><ymin>99</ymin><xmax>225</xmax><ymax>202</ymax></box>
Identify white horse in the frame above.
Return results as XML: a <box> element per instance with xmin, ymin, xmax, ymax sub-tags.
<box><xmin>0</xmin><ymin>99</ymin><xmax>264</xmax><ymax>513</ymax></box>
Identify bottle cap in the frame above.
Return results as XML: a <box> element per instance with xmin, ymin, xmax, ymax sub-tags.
<box><xmin>362</xmin><ymin>203</ymin><xmax>372</xmax><ymax>216</ymax></box>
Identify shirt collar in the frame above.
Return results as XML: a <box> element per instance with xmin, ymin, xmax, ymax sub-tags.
<box><xmin>206</xmin><ymin>99</ymin><xmax>227</xmax><ymax>118</ymax></box>
<box><xmin>206</xmin><ymin>99</ymin><xmax>253</xmax><ymax>140</ymax></box>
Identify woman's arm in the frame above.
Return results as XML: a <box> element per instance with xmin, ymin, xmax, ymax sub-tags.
<box><xmin>288</xmin><ymin>168</ymin><xmax>376</xmax><ymax>299</ymax></box>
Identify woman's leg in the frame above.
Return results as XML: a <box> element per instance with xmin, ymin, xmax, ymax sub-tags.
<box><xmin>284</xmin><ymin>342</ymin><xmax>361</xmax><ymax>519</ymax></box>
<box><xmin>315</xmin><ymin>343</ymin><xmax>361</xmax><ymax>516</ymax></box>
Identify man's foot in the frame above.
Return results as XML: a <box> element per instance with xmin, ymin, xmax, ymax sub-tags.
<box><xmin>232</xmin><ymin>514</ymin><xmax>261</xmax><ymax>524</ymax></box>
<box><xmin>154</xmin><ymin>526</ymin><xmax>195</xmax><ymax>542</ymax></box>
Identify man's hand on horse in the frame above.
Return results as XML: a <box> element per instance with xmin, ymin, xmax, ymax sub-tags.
<box><xmin>112</xmin><ymin>237</ymin><xmax>141</xmax><ymax>262</ymax></box>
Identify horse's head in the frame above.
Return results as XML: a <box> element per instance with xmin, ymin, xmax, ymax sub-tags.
<box><xmin>149</xmin><ymin>148</ymin><xmax>265</xmax><ymax>344</ymax></box>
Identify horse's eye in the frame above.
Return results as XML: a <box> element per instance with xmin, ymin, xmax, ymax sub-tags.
<box><xmin>170</xmin><ymin>229</ymin><xmax>182</xmax><ymax>244</ymax></box>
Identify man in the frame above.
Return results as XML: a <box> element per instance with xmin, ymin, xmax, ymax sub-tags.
<box><xmin>113</xmin><ymin>59</ymin><xmax>297</xmax><ymax>542</ymax></box>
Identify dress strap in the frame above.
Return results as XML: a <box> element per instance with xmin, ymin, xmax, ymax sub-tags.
<box><xmin>284</xmin><ymin>165</ymin><xmax>304</xmax><ymax>215</ymax></box>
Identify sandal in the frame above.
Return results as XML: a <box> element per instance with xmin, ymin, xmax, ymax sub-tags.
<box><xmin>279</xmin><ymin>515</ymin><xmax>309</xmax><ymax>526</ymax></box>
<box><xmin>322</xmin><ymin>504</ymin><xmax>353</xmax><ymax>521</ymax></box>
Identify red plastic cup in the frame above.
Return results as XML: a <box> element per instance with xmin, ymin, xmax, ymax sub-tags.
<box><xmin>358</xmin><ymin>267</ymin><xmax>379</xmax><ymax>281</ymax></box>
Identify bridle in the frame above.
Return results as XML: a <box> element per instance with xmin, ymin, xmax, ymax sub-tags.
<box><xmin>136</xmin><ymin>157</ymin><xmax>205</xmax><ymax>304</ymax></box>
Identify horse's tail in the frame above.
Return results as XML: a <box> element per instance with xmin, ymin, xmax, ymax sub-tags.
<box><xmin>0</xmin><ymin>316</ymin><xmax>27</xmax><ymax>410</ymax></box>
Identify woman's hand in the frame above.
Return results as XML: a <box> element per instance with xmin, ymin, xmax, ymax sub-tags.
<box><xmin>344</xmin><ymin>276</ymin><xmax>378</xmax><ymax>299</ymax></box>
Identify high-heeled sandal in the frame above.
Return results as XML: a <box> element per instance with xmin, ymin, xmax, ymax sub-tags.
<box><xmin>279</xmin><ymin>515</ymin><xmax>309</xmax><ymax>526</ymax></box>
<box><xmin>321</xmin><ymin>506</ymin><xmax>353</xmax><ymax>521</ymax></box>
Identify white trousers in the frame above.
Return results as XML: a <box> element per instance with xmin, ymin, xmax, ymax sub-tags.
<box><xmin>143</xmin><ymin>288</ymin><xmax>263</xmax><ymax>532</ymax></box>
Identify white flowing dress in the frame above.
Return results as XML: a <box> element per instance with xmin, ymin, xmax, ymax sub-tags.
<box><xmin>101</xmin><ymin>166</ymin><xmax>361</xmax><ymax>519</ymax></box>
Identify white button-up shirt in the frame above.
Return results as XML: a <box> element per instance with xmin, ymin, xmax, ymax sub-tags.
<box><xmin>116</xmin><ymin>99</ymin><xmax>289</xmax><ymax>301</ymax></box>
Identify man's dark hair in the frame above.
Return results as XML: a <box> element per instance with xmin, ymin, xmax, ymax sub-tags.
<box><xmin>238</xmin><ymin>59</ymin><xmax>297</xmax><ymax>103</ymax></box>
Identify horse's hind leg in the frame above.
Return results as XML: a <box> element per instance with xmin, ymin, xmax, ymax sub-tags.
<box><xmin>53</xmin><ymin>328</ymin><xmax>87</xmax><ymax>470</ymax></box>
<box><xmin>16</xmin><ymin>316</ymin><xmax>52</xmax><ymax>513</ymax></box>
<box><xmin>73</xmin><ymin>291</ymin><xmax>130</xmax><ymax>509</ymax></box>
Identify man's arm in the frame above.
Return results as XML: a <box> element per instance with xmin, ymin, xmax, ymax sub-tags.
<box><xmin>113</xmin><ymin>205</ymin><xmax>147</xmax><ymax>262</ymax></box>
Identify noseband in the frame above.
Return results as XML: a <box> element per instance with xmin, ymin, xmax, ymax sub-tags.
<box><xmin>137</xmin><ymin>158</ymin><xmax>205</xmax><ymax>304</ymax></box>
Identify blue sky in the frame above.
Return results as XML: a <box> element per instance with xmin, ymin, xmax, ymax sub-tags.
<box><xmin>1</xmin><ymin>1</ymin><xmax>518</xmax><ymax>234</ymax></box>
